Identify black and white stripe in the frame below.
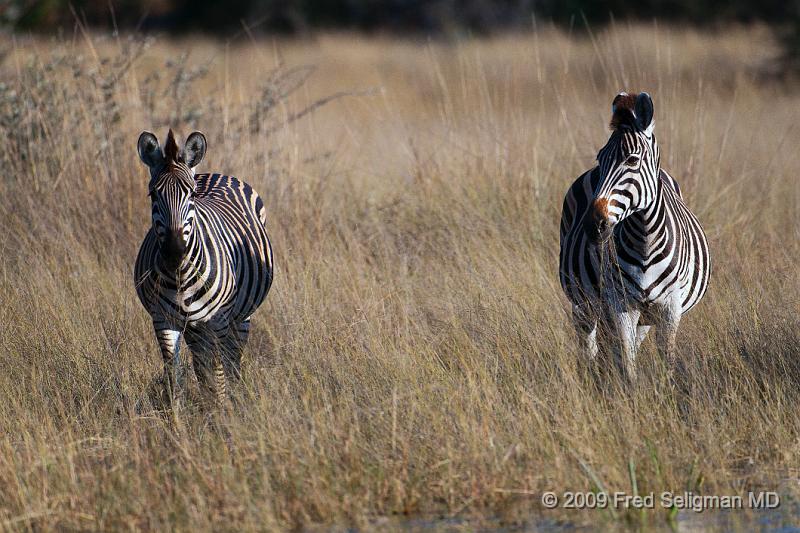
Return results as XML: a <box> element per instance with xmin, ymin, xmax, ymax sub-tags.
<box><xmin>134</xmin><ymin>130</ymin><xmax>273</xmax><ymax>406</ymax></box>
<box><xmin>558</xmin><ymin>92</ymin><xmax>710</xmax><ymax>381</ymax></box>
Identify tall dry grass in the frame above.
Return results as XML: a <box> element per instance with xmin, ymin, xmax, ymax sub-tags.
<box><xmin>0</xmin><ymin>25</ymin><xmax>799</xmax><ymax>530</ymax></box>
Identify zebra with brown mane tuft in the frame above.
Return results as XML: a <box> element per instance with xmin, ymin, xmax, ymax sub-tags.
<box><xmin>559</xmin><ymin>92</ymin><xmax>710</xmax><ymax>382</ymax></box>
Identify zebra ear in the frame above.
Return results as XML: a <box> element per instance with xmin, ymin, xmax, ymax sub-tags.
<box><xmin>183</xmin><ymin>131</ymin><xmax>207</xmax><ymax>169</ymax></box>
<box><xmin>635</xmin><ymin>92</ymin><xmax>654</xmax><ymax>132</ymax></box>
<box><xmin>137</xmin><ymin>131</ymin><xmax>164</xmax><ymax>168</ymax></box>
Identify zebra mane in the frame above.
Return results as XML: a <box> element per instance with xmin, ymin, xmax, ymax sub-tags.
<box><xmin>149</xmin><ymin>130</ymin><xmax>195</xmax><ymax>191</ymax></box>
<box><xmin>609</xmin><ymin>92</ymin><xmax>639</xmax><ymax>131</ymax></box>
<box><xmin>163</xmin><ymin>129</ymin><xmax>181</xmax><ymax>163</ymax></box>
<box><xmin>151</xmin><ymin>168</ymin><xmax>195</xmax><ymax>191</ymax></box>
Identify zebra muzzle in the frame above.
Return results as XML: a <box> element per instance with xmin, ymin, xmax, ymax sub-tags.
<box><xmin>160</xmin><ymin>231</ymin><xmax>187</xmax><ymax>266</ymax></box>
<box><xmin>584</xmin><ymin>203</ymin><xmax>612</xmax><ymax>244</ymax></box>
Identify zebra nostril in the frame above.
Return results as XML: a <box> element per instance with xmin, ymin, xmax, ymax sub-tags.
<box><xmin>591</xmin><ymin>207</ymin><xmax>607</xmax><ymax>227</ymax></box>
<box><xmin>582</xmin><ymin>203</ymin><xmax>613</xmax><ymax>244</ymax></box>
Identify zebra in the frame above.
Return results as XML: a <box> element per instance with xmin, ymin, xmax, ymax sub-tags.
<box><xmin>134</xmin><ymin>129</ymin><xmax>273</xmax><ymax>408</ymax></box>
<box><xmin>558</xmin><ymin>92</ymin><xmax>710</xmax><ymax>382</ymax></box>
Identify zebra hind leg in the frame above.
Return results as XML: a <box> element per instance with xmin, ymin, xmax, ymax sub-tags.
<box><xmin>213</xmin><ymin>352</ymin><xmax>227</xmax><ymax>411</ymax></box>
<box><xmin>215</xmin><ymin>320</ymin><xmax>251</xmax><ymax>410</ymax></box>
<box><xmin>572</xmin><ymin>306</ymin><xmax>599</xmax><ymax>362</ymax></box>
<box><xmin>655</xmin><ymin>301</ymin><xmax>687</xmax><ymax>394</ymax></box>
<box><xmin>188</xmin><ymin>348</ymin><xmax>228</xmax><ymax>413</ymax></box>
<box><xmin>186</xmin><ymin>329</ymin><xmax>237</xmax><ymax>452</ymax></box>
<box><xmin>224</xmin><ymin>319</ymin><xmax>251</xmax><ymax>380</ymax></box>
<box><xmin>635</xmin><ymin>325</ymin><xmax>651</xmax><ymax>352</ymax></box>
<box><xmin>608</xmin><ymin>307</ymin><xmax>641</xmax><ymax>385</ymax></box>
<box><xmin>572</xmin><ymin>305</ymin><xmax>605</xmax><ymax>387</ymax></box>
<box><xmin>655</xmin><ymin>308</ymin><xmax>680</xmax><ymax>367</ymax></box>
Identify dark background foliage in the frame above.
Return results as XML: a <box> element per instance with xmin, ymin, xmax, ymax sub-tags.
<box><xmin>3</xmin><ymin>0</ymin><xmax>799</xmax><ymax>35</ymax></box>
<box><xmin>6</xmin><ymin>0</ymin><xmax>800</xmax><ymax>72</ymax></box>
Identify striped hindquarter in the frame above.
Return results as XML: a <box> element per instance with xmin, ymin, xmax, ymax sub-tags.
<box><xmin>559</xmin><ymin>167</ymin><xmax>710</xmax><ymax>319</ymax></box>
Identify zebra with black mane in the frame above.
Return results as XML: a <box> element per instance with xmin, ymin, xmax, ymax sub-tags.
<box><xmin>559</xmin><ymin>92</ymin><xmax>710</xmax><ymax>382</ymax></box>
<box><xmin>134</xmin><ymin>129</ymin><xmax>273</xmax><ymax>407</ymax></box>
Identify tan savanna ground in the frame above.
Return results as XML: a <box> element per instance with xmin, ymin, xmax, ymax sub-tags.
<box><xmin>0</xmin><ymin>24</ymin><xmax>799</xmax><ymax>531</ymax></box>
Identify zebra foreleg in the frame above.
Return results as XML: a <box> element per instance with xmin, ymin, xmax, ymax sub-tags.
<box><xmin>154</xmin><ymin>326</ymin><xmax>184</xmax><ymax>408</ymax></box>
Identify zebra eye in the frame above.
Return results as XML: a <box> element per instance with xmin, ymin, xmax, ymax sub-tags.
<box><xmin>625</xmin><ymin>155</ymin><xmax>640</xmax><ymax>166</ymax></box>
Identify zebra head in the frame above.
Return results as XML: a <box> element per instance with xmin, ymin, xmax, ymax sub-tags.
<box><xmin>584</xmin><ymin>92</ymin><xmax>660</xmax><ymax>245</ymax></box>
<box><xmin>137</xmin><ymin>129</ymin><xmax>207</xmax><ymax>267</ymax></box>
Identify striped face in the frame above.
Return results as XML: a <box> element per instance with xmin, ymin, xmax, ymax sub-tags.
<box><xmin>149</xmin><ymin>169</ymin><xmax>197</xmax><ymax>265</ymax></box>
<box><xmin>583</xmin><ymin>92</ymin><xmax>659</xmax><ymax>244</ymax></box>
<box><xmin>137</xmin><ymin>129</ymin><xmax>207</xmax><ymax>268</ymax></box>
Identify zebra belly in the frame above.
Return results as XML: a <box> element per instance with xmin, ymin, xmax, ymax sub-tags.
<box><xmin>140</xmin><ymin>279</ymin><xmax>232</xmax><ymax>327</ymax></box>
<box><xmin>167</xmin><ymin>289</ymin><xmax>230</xmax><ymax>324</ymax></box>
<box><xmin>607</xmin><ymin>259</ymin><xmax>691</xmax><ymax>322</ymax></box>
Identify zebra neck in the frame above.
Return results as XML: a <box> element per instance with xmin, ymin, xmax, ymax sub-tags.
<box><xmin>617</xmin><ymin>179</ymin><xmax>669</xmax><ymax>260</ymax></box>
<box><xmin>176</xmin><ymin>231</ymin><xmax>208</xmax><ymax>290</ymax></box>
<box><xmin>155</xmin><ymin>231</ymin><xmax>207</xmax><ymax>290</ymax></box>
